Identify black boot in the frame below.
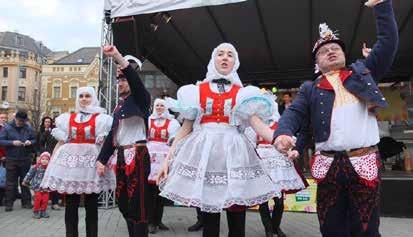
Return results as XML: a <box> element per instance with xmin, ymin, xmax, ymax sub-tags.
<box><xmin>134</xmin><ymin>223</ymin><xmax>148</xmax><ymax>237</ymax></box>
<box><xmin>126</xmin><ymin>221</ymin><xmax>134</xmax><ymax>237</ymax></box>
<box><xmin>188</xmin><ymin>220</ymin><xmax>203</xmax><ymax>232</ymax></box>
<box><xmin>274</xmin><ymin>228</ymin><xmax>287</xmax><ymax>237</ymax></box>
<box><xmin>259</xmin><ymin>203</ymin><xmax>274</xmax><ymax>237</ymax></box>
<box><xmin>158</xmin><ymin>222</ymin><xmax>169</xmax><ymax>231</ymax></box>
<box><xmin>226</xmin><ymin>210</ymin><xmax>246</xmax><ymax>237</ymax></box>
<box><xmin>272</xmin><ymin>197</ymin><xmax>286</xmax><ymax>237</ymax></box>
<box><xmin>148</xmin><ymin>224</ymin><xmax>157</xmax><ymax>234</ymax></box>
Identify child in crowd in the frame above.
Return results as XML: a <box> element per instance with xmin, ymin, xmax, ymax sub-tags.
<box><xmin>23</xmin><ymin>152</ymin><xmax>51</xmax><ymax>219</ymax></box>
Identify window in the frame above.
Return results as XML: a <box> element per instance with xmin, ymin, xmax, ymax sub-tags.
<box><xmin>18</xmin><ymin>87</ymin><xmax>26</xmax><ymax>101</ymax></box>
<box><xmin>35</xmin><ymin>72</ymin><xmax>38</xmax><ymax>82</ymax></box>
<box><xmin>19</xmin><ymin>66</ymin><xmax>26</xmax><ymax>78</ymax></box>
<box><xmin>144</xmin><ymin>75</ymin><xmax>154</xmax><ymax>89</ymax></box>
<box><xmin>34</xmin><ymin>89</ymin><xmax>39</xmax><ymax>104</ymax></box>
<box><xmin>156</xmin><ymin>75</ymin><xmax>168</xmax><ymax>89</ymax></box>
<box><xmin>70</xmin><ymin>86</ymin><xmax>77</xmax><ymax>98</ymax></box>
<box><xmin>1</xmin><ymin>86</ymin><xmax>7</xmax><ymax>100</ymax></box>
<box><xmin>2</xmin><ymin>67</ymin><xmax>8</xmax><ymax>78</ymax></box>
<box><xmin>16</xmin><ymin>36</ymin><xmax>24</xmax><ymax>46</ymax></box>
<box><xmin>53</xmin><ymin>86</ymin><xmax>61</xmax><ymax>99</ymax></box>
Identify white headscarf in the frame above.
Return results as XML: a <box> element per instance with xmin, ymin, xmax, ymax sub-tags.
<box><xmin>149</xmin><ymin>98</ymin><xmax>174</xmax><ymax>120</ymax></box>
<box><xmin>203</xmin><ymin>43</ymin><xmax>243</xmax><ymax>87</ymax></box>
<box><xmin>75</xmin><ymin>87</ymin><xmax>106</xmax><ymax>114</ymax></box>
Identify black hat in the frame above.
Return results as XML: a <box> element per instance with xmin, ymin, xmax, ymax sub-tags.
<box><xmin>312</xmin><ymin>23</ymin><xmax>346</xmax><ymax>60</ymax></box>
<box><xmin>15</xmin><ymin>111</ymin><xmax>28</xmax><ymax>120</ymax></box>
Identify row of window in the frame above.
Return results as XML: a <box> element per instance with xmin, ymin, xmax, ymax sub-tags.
<box><xmin>142</xmin><ymin>74</ymin><xmax>174</xmax><ymax>89</ymax></box>
<box><xmin>0</xmin><ymin>86</ymin><xmax>37</xmax><ymax>102</ymax></box>
<box><xmin>1</xmin><ymin>67</ymin><xmax>36</xmax><ymax>79</ymax></box>
<box><xmin>52</xmin><ymin>86</ymin><xmax>96</xmax><ymax>99</ymax></box>
<box><xmin>53</xmin><ymin>67</ymin><xmax>82</xmax><ymax>72</ymax></box>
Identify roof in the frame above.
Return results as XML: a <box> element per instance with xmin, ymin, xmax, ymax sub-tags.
<box><xmin>53</xmin><ymin>47</ymin><xmax>100</xmax><ymax>65</ymax></box>
<box><xmin>111</xmin><ymin>0</ymin><xmax>413</xmax><ymax>88</ymax></box>
<box><xmin>0</xmin><ymin>31</ymin><xmax>52</xmax><ymax>57</ymax></box>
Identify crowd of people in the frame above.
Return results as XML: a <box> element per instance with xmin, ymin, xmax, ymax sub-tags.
<box><xmin>0</xmin><ymin>0</ymin><xmax>399</xmax><ymax>237</ymax></box>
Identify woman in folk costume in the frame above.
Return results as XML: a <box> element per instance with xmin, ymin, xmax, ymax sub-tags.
<box><xmin>157</xmin><ymin>43</ymin><xmax>284</xmax><ymax>237</ymax></box>
<box><xmin>41</xmin><ymin>87</ymin><xmax>115</xmax><ymax>237</ymax></box>
<box><xmin>245</xmin><ymin>96</ymin><xmax>308</xmax><ymax>237</ymax></box>
<box><xmin>146</xmin><ymin>98</ymin><xmax>180</xmax><ymax>234</ymax></box>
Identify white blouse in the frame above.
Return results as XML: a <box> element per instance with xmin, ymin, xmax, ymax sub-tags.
<box><xmin>52</xmin><ymin>113</ymin><xmax>113</xmax><ymax>142</ymax></box>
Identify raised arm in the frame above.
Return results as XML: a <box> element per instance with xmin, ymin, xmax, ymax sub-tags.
<box><xmin>103</xmin><ymin>45</ymin><xmax>151</xmax><ymax>113</ymax></box>
<box><xmin>364</xmin><ymin>0</ymin><xmax>399</xmax><ymax>82</ymax></box>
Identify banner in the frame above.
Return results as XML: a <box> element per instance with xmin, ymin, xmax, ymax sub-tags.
<box><xmin>284</xmin><ymin>178</ymin><xmax>317</xmax><ymax>213</ymax></box>
<box><xmin>249</xmin><ymin>178</ymin><xmax>317</xmax><ymax>213</ymax></box>
<box><xmin>105</xmin><ymin>0</ymin><xmax>247</xmax><ymax>18</ymax></box>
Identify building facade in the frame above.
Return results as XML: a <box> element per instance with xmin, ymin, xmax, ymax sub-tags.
<box><xmin>0</xmin><ymin>31</ymin><xmax>52</xmax><ymax>126</ymax></box>
<box><xmin>41</xmin><ymin>47</ymin><xmax>100</xmax><ymax>118</ymax></box>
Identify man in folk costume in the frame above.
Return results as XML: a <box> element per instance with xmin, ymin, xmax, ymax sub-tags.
<box><xmin>146</xmin><ymin>98</ymin><xmax>180</xmax><ymax>234</ymax></box>
<box><xmin>274</xmin><ymin>0</ymin><xmax>398</xmax><ymax>236</ymax></box>
<box><xmin>97</xmin><ymin>45</ymin><xmax>151</xmax><ymax>237</ymax></box>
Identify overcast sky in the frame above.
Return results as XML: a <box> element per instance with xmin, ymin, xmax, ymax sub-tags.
<box><xmin>0</xmin><ymin>0</ymin><xmax>104</xmax><ymax>52</ymax></box>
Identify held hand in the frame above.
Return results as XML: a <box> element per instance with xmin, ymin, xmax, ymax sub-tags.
<box><xmin>156</xmin><ymin>151</ymin><xmax>172</xmax><ymax>185</ymax></box>
<box><xmin>24</xmin><ymin>140</ymin><xmax>32</xmax><ymax>146</ymax></box>
<box><xmin>273</xmin><ymin>135</ymin><xmax>296</xmax><ymax>154</ymax></box>
<box><xmin>287</xmin><ymin>150</ymin><xmax>300</xmax><ymax>161</ymax></box>
<box><xmin>156</xmin><ymin>160</ymin><xmax>169</xmax><ymax>185</ymax></box>
<box><xmin>96</xmin><ymin>161</ymin><xmax>106</xmax><ymax>176</ymax></box>
<box><xmin>362</xmin><ymin>43</ymin><xmax>372</xmax><ymax>58</ymax></box>
<box><xmin>13</xmin><ymin>140</ymin><xmax>23</xmax><ymax>146</ymax></box>
<box><xmin>365</xmin><ymin>0</ymin><xmax>384</xmax><ymax>7</ymax></box>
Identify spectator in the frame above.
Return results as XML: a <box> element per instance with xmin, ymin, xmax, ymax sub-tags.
<box><xmin>22</xmin><ymin>152</ymin><xmax>51</xmax><ymax>219</ymax></box>
<box><xmin>0</xmin><ymin>111</ymin><xmax>36</xmax><ymax>212</ymax></box>
<box><xmin>0</xmin><ymin>112</ymin><xmax>7</xmax><ymax>206</ymax></box>
<box><xmin>278</xmin><ymin>92</ymin><xmax>293</xmax><ymax>115</ymax></box>
<box><xmin>37</xmin><ymin>116</ymin><xmax>60</xmax><ymax>210</ymax></box>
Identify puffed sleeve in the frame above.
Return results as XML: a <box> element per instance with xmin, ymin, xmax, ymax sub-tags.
<box><xmin>167</xmin><ymin>118</ymin><xmax>181</xmax><ymax>139</ymax></box>
<box><xmin>51</xmin><ymin>113</ymin><xmax>71</xmax><ymax>141</ymax></box>
<box><xmin>165</xmin><ymin>84</ymin><xmax>201</xmax><ymax>121</ymax></box>
<box><xmin>231</xmin><ymin>86</ymin><xmax>278</xmax><ymax>128</ymax></box>
<box><xmin>95</xmin><ymin>114</ymin><xmax>113</xmax><ymax>138</ymax></box>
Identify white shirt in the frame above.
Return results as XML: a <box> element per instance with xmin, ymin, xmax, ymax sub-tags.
<box><xmin>115</xmin><ymin>116</ymin><xmax>146</xmax><ymax>146</ymax></box>
<box><xmin>316</xmin><ymin>72</ymin><xmax>379</xmax><ymax>151</ymax></box>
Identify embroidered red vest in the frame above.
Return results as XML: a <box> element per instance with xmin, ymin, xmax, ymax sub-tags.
<box><xmin>199</xmin><ymin>82</ymin><xmax>240</xmax><ymax>124</ymax></box>
<box><xmin>148</xmin><ymin>118</ymin><xmax>170</xmax><ymax>142</ymax></box>
<box><xmin>68</xmin><ymin>113</ymin><xmax>98</xmax><ymax>144</ymax></box>
<box><xmin>257</xmin><ymin>122</ymin><xmax>278</xmax><ymax>145</ymax></box>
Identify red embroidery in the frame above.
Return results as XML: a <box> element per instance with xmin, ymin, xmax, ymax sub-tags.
<box><xmin>68</xmin><ymin>113</ymin><xmax>98</xmax><ymax>144</ymax></box>
<box><xmin>148</xmin><ymin>119</ymin><xmax>170</xmax><ymax>142</ymax></box>
<box><xmin>350</xmin><ymin>152</ymin><xmax>380</xmax><ymax>188</ymax></box>
<box><xmin>199</xmin><ymin>82</ymin><xmax>240</xmax><ymax>124</ymax></box>
<box><xmin>311</xmin><ymin>153</ymin><xmax>334</xmax><ymax>182</ymax></box>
